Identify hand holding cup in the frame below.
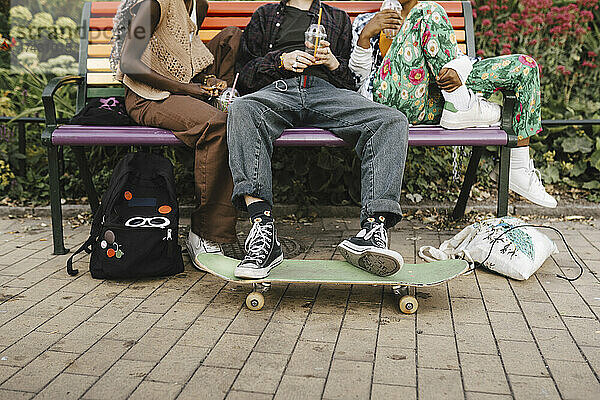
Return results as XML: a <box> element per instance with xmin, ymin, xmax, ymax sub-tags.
<box><xmin>282</xmin><ymin>50</ymin><xmax>316</xmax><ymax>73</ymax></box>
<box><xmin>308</xmin><ymin>40</ymin><xmax>340</xmax><ymax>71</ymax></box>
<box><xmin>204</xmin><ymin>76</ymin><xmax>227</xmax><ymax>92</ymax></box>
<box><xmin>187</xmin><ymin>83</ymin><xmax>220</xmax><ymax>99</ymax></box>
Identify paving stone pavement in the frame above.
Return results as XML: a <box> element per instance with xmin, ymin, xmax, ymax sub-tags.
<box><xmin>0</xmin><ymin>215</ymin><xmax>598</xmax><ymax>399</ymax></box>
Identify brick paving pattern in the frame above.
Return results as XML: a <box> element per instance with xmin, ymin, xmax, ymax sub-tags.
<box><xmin>0</xmin><ymin>215</ymin><xmax>598</xmax><ymax>399</ymax></box>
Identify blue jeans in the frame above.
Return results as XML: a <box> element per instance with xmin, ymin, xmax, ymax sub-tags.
<box><xmin>227</xmin><ymin>76</ymin><xmax>409</xmax><ymax>227</ymax></box>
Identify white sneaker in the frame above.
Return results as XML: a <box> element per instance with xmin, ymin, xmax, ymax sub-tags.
<box><xmin>440</xmin><ymin>93</ymin><xmax>501</xmax><ymax>129</ymax></box>
<box><xmin>186</xmin><ymin>230</ymin><xmax>224</xmax><ymax>271</ymax></box>
<box><xmin>491</xmin><ymin>160</ymin><xmax>557</xmax><ymax>208</ymax></box>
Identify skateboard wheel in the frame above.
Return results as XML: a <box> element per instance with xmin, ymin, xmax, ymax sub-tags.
<box><xmin>399</xmin><ymin>295</ymin><xmax>418</xmax><ymax>314</ymax></box>
<box><xmin>246</xmin><ymin>292</ymin><xmax>264</xmax><ymax>311</ymax></box>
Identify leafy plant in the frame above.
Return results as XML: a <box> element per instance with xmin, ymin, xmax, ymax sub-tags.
<box><xmin>472</xmin><ymin>0</ymin><xmax>600</xmax><ymax>201</ymax></box>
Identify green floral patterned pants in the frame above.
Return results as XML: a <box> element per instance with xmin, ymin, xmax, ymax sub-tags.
<box><xmin>372</xmin><ymin>1</ymin><xmax>542</xmax><ymax>139</ymax></box>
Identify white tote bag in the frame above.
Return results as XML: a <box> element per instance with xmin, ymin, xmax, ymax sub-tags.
<box><xmin>419</xmin><ymin>217</ymin><xmax>558</xmax><ymax>280</ymax></box>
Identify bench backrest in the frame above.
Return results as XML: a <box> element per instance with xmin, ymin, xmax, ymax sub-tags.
<box><xmin>79</xmin><ymin>1</ymin><xmax>475</xmax><ymax>109</ymax></box>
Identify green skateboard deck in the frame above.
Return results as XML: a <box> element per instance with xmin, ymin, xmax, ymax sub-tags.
<box><xmin>195</xmin><ymin>254</ymin><xmax>469</xmax><ymax>314</ymax></box>
<box><xmin>194</xmin><ymin>254</ymin><xmax>469</xmax><ymax>287</ymax></box>
<box><xmin>194</xmin><ymin>254</ymin><xmax>469</xmax><ymax>313</ymax></box>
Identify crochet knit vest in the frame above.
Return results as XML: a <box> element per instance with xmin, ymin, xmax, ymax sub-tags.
<box><xmin>117</xmin><ymin>0</ymin><xmax>214</xmax><ymax>100</ymax></box>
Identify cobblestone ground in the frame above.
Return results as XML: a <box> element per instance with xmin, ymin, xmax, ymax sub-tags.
<box><xmin>0</xmin><ymin>215</ymin><xmax>598</xmax><ymax>400</ymax></box>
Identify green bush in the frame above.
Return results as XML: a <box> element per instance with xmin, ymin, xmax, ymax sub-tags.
<box><xmin>472</xmin><ymin>0</ymin><xmax>600</xmax><ymax>201</ymax></box>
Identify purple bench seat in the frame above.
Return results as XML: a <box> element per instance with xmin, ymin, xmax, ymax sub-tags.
<box><xmin>52</xmin><ymin>125</ymin><xmax>508</xmax><ymax>147</ymax></box>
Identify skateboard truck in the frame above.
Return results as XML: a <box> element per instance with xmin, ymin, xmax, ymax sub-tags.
<box><xmin>253</xmin><ymin>282</ymin><xmax>271</xmax><ymax>293</ymax></box>
<box><xmin>392</xmin><ymin>285</ymin><xmax>418</xmax><ymax>314</ymax></box>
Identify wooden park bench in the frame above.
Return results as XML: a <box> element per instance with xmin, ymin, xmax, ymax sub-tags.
<box><xmin>42</xmin><ymin>1</ymin><xmax>517</xmax><ymax>255</ymax></box>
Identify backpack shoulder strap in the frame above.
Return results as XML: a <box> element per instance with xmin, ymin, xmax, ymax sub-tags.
<box><xmin>66</xmin><ymin>236</ymin><xmax>95</xmax><ymax>276</ymax></box>
<box><xmin>65</xmin><ymin>201</ymin><xmax>105</xmax><ymax>276</ymax></box>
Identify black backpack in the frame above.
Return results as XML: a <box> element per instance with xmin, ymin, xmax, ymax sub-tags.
<box><xmin>70</xmin><ymin>97</ymin><xmax>134</xmax><ymax>126</ymax></box>
<box><xmin>67</xmin><ymin>152</ymin><xmax>184</xmax><ymax>279</ymax></box>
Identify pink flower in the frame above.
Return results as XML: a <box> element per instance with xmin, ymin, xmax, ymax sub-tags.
<box><xmin>482</xmin><ymin>19</ymin><xmax>492</xmax><ymax>26</ymax></box>
<box><xmin>422</xmin><ymin>30</ymin><xmax>431</xmax><ymax>45</ymax></box>
<box><xmin>479</xmin><ymin>5</ymin><xmax>491</xmax><ymax>12</ymax></box>
<box><xmin>518</xmin><ymin>55</ymin><xmax>537</xmax><ymax>68</ymax></box>
<box><xmin>588</xmin><ymin>51</ymin><xmax>597</xmax><ymax>58</ymax></box>
<box><xmin>581</xmin><ymin>10</ymin><xmax>593</xmax><ymax>19</ymax></box>
<box><xmin>380</xmin><ymin>59</ymin><xmax>391</xmax><ymax>80</ymax></box>
<box><xmin>408</xmin><ymin>68</ymin><xmax>425</xmax><ymax>85</ymax></box>
<box><xmin>556</xmin><ymin>65</ymin><xmax>572</xmax><ymax>75</ymax></box>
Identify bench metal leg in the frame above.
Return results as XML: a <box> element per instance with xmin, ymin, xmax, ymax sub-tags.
<box><xmin>48</xmin><ymin>144</ymin><xmax>69</xmax><ymax>255</ymax></box>
<box><xmin>73</xmin><ymin>146</ymin><xmax>99</xmax><ymax>214</ymax></box>
<box><xmin>497</xmin><ymin>146</ymin><xmax>510</xmax><ymax>217</ymax></box>
<box><xmin>17</xmin><ymin>121</ymin><xmax>26</xmax><ymax>176</ymax></box>
<box><xmin>452</xmin><ymin>146</ymin><xmax>483</xmax><ymax>220</ymax></box>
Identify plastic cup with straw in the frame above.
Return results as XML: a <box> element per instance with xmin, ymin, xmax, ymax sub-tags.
<box><xmin>305</xmin><ymin>8</ymin><xmax>326</xmax><ymax>57</ymax></box>
<box><xmin>216</xmin><ymin>72</ymin><xmax>239</xmax><ymax>112</ymax></box>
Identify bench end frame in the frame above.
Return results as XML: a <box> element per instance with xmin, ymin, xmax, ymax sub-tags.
<box><xmin>43</xmin><ymin>75</ymin><xmax>84</xmax><ymax>255</ymax></box>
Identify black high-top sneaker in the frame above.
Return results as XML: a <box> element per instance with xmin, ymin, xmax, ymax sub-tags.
<box><xmin>337</xmin><ymin>218</ymin><xmax>404</xmax><ymax>277</ymax></box>
<box><xmin>234</xmin><ymin>218</ymin><xmax>283</xmax><ymax>279</ymax></box>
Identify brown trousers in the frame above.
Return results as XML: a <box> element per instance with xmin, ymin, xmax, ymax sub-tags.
<box><xmin>124</xmin><ymin>27</ymin><xmax>242</xmax><ymax>243</ymax></box>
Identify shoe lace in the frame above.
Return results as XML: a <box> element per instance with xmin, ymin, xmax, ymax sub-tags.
<box><xmin>527</xmin><ymin>159</ymin><xmax>546</xmax><ymax>191</ymax></box>
<box><xmin>202</xmin><ymin>238</ymin><xmax>222</xmax><ymax>253</ymax></box>
<box><xmin>243</xmin><ymin>221</ymin><xmax>273</xmax><ymax>264</ymax></box>
<box><xmin>476</xmin><ymin>94</ymin><xmax>498</xmax><ymax>115</ymax></box>
<box><xmin>359</xmin><ymin>222</ymin><xmax>388</xmax><ymax>248</ymax></box>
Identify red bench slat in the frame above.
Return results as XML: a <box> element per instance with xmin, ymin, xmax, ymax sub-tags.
<box><xmin>89</xmin><ymin>18</ymin><xmax>115</xmax><ymax>31</ymax></box>
<box><xmin>201</xmin><ymin>16</ymin><xmax>252</xmax><ymax>29</ymax></box>
<box><xmin>90</xmin><ymin>16</ymin><xmax>464</xmax><ymax>31</ymax></box>
<box><xmin>90</xmin><ymin>1</ymin><xmax>464</xmax><ymax>17</ymax></box>
<box><xmin>52</xmin><ymin>125</ymin><xmax>507</xmax><ymax>147</ymax></box>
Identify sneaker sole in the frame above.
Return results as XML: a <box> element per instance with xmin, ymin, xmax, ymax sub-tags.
<box><xmin>337</xmin><ymin>241</ymin><xmax>404</xmax><ymax>277</ymax></box>
<box><xmin>234</xmin><ymin>253</ymin><xmax>284</xmax><ymax>279</ymax></box>
<box><xmin>186</xmin><ymin>240</ymin><xmax>207</xmax><ymax>272</ymax></box>
<box><xmin>509</xmin><ymin>183</ymin><xmax>558</xmax><ymax>208</ymax></box>
<box><xmin>440</xmin><ymin>118</ymin><xmax>500</xmax><ymax>130</ymax></box>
